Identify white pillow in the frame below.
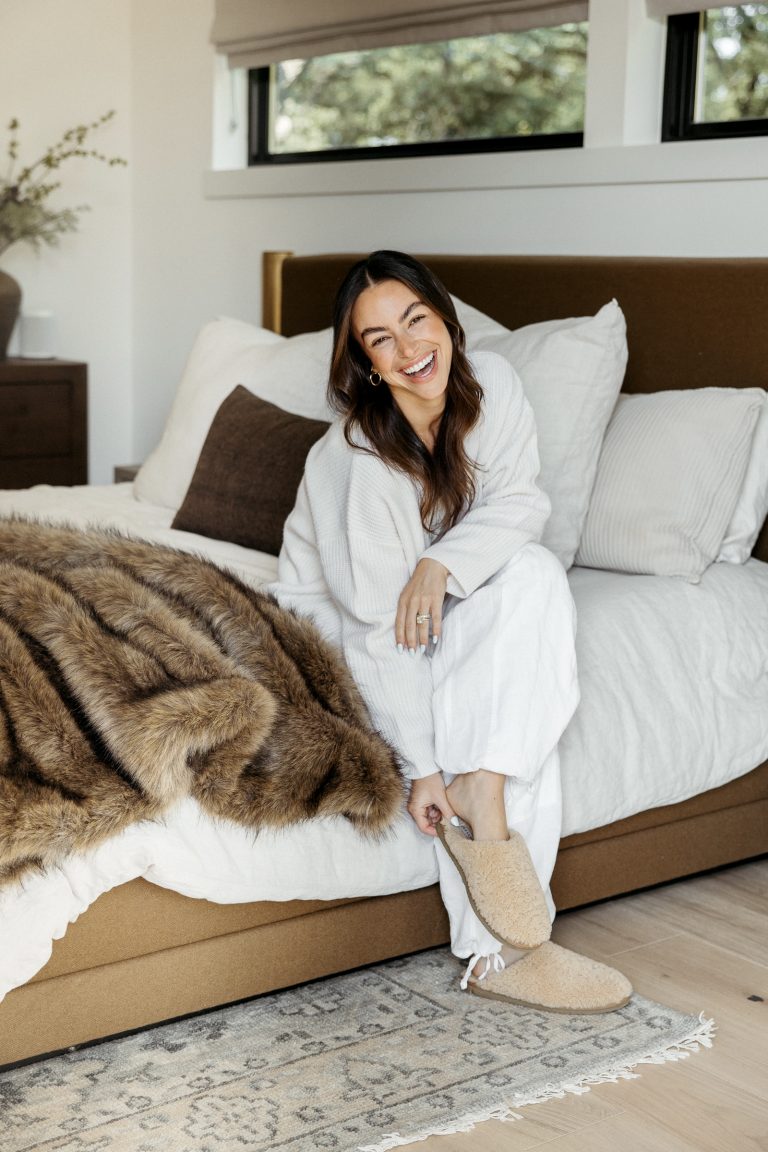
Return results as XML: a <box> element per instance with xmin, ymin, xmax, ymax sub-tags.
<box><xmin>575</xmin><ymin>388</ymin><xmax>765</xmax><ymax>582</ymax></box>
<box><xmin>135</xmin><ymin>318</ymin><xmax>334</xmax><ymax>510</ymax></box>
<box><xmin>717</xmin><ymin>392</ymin><xmax>768</xmax><ymax>563</ymax></box>
<box><xmin>454</xmin><ymin>297</ymin><xmax>627</xmax><ymax>569</ymax></box>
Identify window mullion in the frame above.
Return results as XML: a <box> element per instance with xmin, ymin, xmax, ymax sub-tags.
<box><xmin>661</xmin><ymin>12</ymin><xmax>700</xmax><ymax>141</ymax></box>
<box><xmin>249</xmin><ymin>66</ymin><xmax>271</xmax><ymax>164</ymax></box>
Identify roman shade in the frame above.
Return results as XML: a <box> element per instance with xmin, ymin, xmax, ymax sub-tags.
<box><xmin>645</xmin><ymin>1</ymin><xmax>711</xmax><ymax>17</ymax></box>
<box><xmin>211</xmin><ymin>0</ymin><xmax>588</xmax><ymax>69</ymax></box>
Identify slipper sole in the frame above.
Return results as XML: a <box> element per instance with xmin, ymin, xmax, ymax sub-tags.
<box><xmin>466</xmin><ymin>981</ymin><xmax>633</xmax><ymax>1015</ymax></box>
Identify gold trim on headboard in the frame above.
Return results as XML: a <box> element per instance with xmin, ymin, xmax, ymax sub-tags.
<box><xmin>262</xmin><ymin>250</ymin><xmax>293</xmax><ymax>333</ymax></box>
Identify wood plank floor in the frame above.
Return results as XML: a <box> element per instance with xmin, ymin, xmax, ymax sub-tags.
<box><xmin>418</xmin><ymin>857</ymin><xmax>768</xmax><ymax>1152</ymax></box>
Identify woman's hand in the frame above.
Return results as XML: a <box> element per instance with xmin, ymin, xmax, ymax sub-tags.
<box><xmin>407</xmin><ymin>772</ymin><xmax>457</xmax><ymax>836</ymax></box>
<box><xmin>396</xmin><ymin>557</ymin><xmax>448</xmax><ymax>652</ymax></box>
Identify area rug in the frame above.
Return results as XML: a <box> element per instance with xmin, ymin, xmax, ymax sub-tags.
<box><xmin>0</xmin><ymin>947</ymin><xmax>714</xmax><ymax>1152</ymax></box>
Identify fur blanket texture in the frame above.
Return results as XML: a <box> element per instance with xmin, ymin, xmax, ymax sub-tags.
<box><xmin>0</xmin><ymin>519</ymin><xmax>405</xmax><ymax>885</ymax></box>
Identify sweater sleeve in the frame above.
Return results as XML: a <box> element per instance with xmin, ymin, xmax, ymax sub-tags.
<box><xmin>269</xmin><ymin>475</ymin><xmax>344</xmax><ymax>645</ymax></box>
<box><xmin>275</xmin><ymin>441</ymin><xmax>440</xmax><ymax>781</ymax></box>
<box><xmin>422</xmin><ymin>354</ymin><xmax>551</xmax><ymax>598</ymax></box>
<box><xmin>322</xmin><ymin>450</ymin><xmax>440</xmax><ymax>780</ymax></box>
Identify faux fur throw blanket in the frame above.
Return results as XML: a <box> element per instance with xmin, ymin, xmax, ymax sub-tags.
<box><xmin>0</xmin><ymin>519</ymin><xmax>405</xmax><ymax>885</ymax></box>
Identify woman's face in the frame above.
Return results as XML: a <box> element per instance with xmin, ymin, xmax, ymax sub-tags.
<box><xmin>351</xmin><ymin>279</ymin><xmax>453</xmax><ymax>417</ymax></box>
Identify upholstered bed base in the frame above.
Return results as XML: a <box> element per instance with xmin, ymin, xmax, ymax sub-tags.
<box><xmin>1</xmin><ymin>252</ymin><xmax>766</xmax><ymax>1069</ymax></box>
<box><xmin>3</xmin><ymin>765</ymin><xmax>766</xmax><ymax>1068</ymax></box>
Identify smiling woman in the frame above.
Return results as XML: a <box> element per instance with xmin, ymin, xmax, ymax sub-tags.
<box><xmin>267</xmin><ymin>249</ymin><xmax>633</xmax><ymax>1014</ymax></box>
<box><xmin>352</xmin><ymin>281</ymin><xmax>454</xmax><ymax>446</ymax></box>
<box><xmin>328</xmin><ymin>250</ymin><xmax>483</xmax><ymax>541</ymax></box>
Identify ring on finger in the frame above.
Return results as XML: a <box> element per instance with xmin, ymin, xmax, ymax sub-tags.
<box><xmin>415</xmin><ymin>612</ymin><xmax>431</xmax><ymax>625</ymax></box>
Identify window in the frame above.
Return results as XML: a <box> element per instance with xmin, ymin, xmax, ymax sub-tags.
<box><xmin>248</xmin><ymin>24</ymin><xmax>587</xmax><ymax>165</ymax></box>
<box><xmin>662</xmin><ymin>4</ymin><xmax>768</xmax><ymax>141</ymax></box>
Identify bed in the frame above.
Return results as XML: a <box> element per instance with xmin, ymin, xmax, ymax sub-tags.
<box><xmin>0</xmin><ymin>251</ymin><xmax>766</xmax><ymax>1069</ymax></box>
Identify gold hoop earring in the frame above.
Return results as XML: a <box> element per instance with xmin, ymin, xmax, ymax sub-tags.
<box><xmin>369</xmin><ymin>368</ymin><xmax>382</xmax><ymax>387</ymax></box>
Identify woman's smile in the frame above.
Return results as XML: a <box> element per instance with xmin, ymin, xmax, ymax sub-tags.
<box><xmin>401</xmin><ymin>349</ymin><xmax>437</xmax><ymax>382</ymax></box>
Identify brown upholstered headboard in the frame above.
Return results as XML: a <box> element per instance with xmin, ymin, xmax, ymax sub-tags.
<box><xmin>262</xmin><ymin>251</ymin><xmax>768</xmax><ymax>562</ymax></box>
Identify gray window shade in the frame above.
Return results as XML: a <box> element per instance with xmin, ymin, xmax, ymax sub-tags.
<box><xmin>646</xmin><ymin>1</ymin><xmax>710</xmax><ymax>16</ymax></box>
<box><xmin>211</xmin><ymin>0</ymin><xmax>589</xmax><ymax>69</ymax></box>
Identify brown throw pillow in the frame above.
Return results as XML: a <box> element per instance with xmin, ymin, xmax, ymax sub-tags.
<box><xmin>171</xmin><ymin>385</ymin><xmax>329</xmax><ymax>556</ymax></box>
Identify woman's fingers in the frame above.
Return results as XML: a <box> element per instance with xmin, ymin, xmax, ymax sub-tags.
<box><xmin>395</xmin><ymin>558</ymin><xmax>448</xmax><ymax>653</ymax></box>
<box><xmin>401</xmin><ymin>598</ymin><xmax>435</xmax><ymax>652</ymax></box>
<box><xmin>407</xmin><ymin>774</ymin><xmax>456</xmax><ymax>836</ymax></box>
<box><xmin>412</xmin><ymin>807</ymin><xmax>437</xmax><ymax>835</ymax></box>
<box><xmin>426</xmin><ymin>601</ymin><xmax>443</xmax><ymax>648</ymax></box>
<box><xmin>400</xmin><ymin>599</ymin><xmax>412</xmax><ymax>654</ymax></box>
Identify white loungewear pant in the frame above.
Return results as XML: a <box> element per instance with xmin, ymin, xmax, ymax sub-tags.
<box><xmin>429</xmin><ymin>543</ymin><xmax>580</xmax><ymax>961</ymax></box>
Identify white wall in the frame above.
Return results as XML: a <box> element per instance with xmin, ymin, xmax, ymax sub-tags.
<box><xmin>3</xmin><ymin>0</ymin><xmax>767</xmax><ymax>472</ymax></box>
<box><xmin>0</xmin><ymin>0</ymin><xmax>133</xmax><ymax>483</ymax></box>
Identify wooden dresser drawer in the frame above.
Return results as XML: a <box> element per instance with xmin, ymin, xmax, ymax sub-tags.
<box><xmin>0</xmin><ymin>383</ymin><xmax>74</xmax><ymax>457</ymax></box>
<box><xmin>0</xmin><ymin>359</ymin><xmax>87</xmax><ymax>487</ymax></box>
<box><xmin>0</xmin><ymin>457</ymin><xmax>80</xmax><ymax>488</ymax></box>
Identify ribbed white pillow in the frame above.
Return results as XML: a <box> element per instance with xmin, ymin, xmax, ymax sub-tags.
<box><xmin>454</xmin><ymin>298</ymin><xmax>627</xmax><ymax>569</ymax></box>
<box><xmin>717</xmin><ymin>393</ymin><xmax>768</xmax><ymax>563</ymax></box>
<box><xmin>576</xmin><ymin>388</ymin><xmax>765</xmax><ymax>582</ymax></box>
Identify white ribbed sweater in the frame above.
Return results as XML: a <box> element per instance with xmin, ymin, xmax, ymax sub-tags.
<box><xmin>269</xmin><ymin>350</ymin><xmax>551</xmax><ymax>779</ymax></box>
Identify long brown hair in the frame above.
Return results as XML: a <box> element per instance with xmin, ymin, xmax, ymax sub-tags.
<box><xmin>329</xmin><ymin>250</ymin><xmax>483</xmax><ymax>537</ymax></box>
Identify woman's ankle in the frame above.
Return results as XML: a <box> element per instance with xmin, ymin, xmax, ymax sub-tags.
<box><xmin>445</xmin><ymin>770</ymin><xmax>509</xmax><ymax>841</ymax></box>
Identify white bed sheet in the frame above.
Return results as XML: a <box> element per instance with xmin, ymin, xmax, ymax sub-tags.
<box><xmin>563</xmin><ymin>561</ymin><xmax>768</xmax><ymax>833</ymax></box>
<box><xmin>0</xmin><ymin>483</ymin><xmax>766</xmax><ymax>1001</ymax></box>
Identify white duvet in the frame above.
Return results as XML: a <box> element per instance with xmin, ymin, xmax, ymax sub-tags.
<box><xmin>1</xmin><ymin>483</ymin><xmax>767</xmax><ymax>1001</ymax></box>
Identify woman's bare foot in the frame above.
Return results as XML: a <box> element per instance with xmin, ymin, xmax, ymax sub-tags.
<box><xmin>445</xmin><ymin>770</ymin><xmax>509</xmax><ymax>842</ymax></box>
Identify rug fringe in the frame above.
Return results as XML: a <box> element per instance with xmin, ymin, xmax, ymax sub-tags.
<box><xmin>356</xmin><ymin>1105</ymin><xmax>525</xmax><ymax>1152</ymax></box>
<box><xmin>357</xmin><ymin>1013</ymin><xmax>716</xmax><ymax>1152</ymax></box>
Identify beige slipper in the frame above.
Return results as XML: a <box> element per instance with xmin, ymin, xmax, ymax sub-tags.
<box><xmin>436</xmin><ymin>818</ymin><xmax>552</xmax><ymax>950</ymax></box>
<box><xmin>465</xmin><ymin>942</ymin><xmax>633</xmax><ymax>1014</ymax></box>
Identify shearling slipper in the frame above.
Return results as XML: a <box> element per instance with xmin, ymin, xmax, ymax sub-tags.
<box><xmin>466</xmin><ymin>942</ymin><xmax>633</xmax><ymax>1014</ymax></box>
<box><xmin>436</xmin><ymin>818</ymin><xmax>552</xmax><ymax>950</ymax></box>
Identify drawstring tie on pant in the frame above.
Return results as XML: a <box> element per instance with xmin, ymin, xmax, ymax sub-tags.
<box><xmin>460</xmin><ymin>950</ymin><xmax>505</xmax><ymax>990</ymax></box>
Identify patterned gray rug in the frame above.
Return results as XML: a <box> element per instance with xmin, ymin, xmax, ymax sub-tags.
<box><xmin>0</xmin><ymin>947</ymin><xmax>713</xmax><ymax>1152</ymax></box>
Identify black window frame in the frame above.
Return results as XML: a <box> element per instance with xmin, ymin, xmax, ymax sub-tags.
<box><xmin>662</xmin><ymin>9</ymin><xmax>768</xmax><ymax>141</ymax></box>
<box><xmin>247</xmin><ymin>65</ymin><xmax>583</xmax><ymax>166</ymax></box>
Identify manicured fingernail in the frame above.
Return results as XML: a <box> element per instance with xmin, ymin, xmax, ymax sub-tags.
<box><xmin>419</xmin><ymin>644</ymin><xmax>426</xmax><ymax>654</ymax></box>
<box><xmin>397</xmin><ymin>643</ymin><xmax>403</xmax><ymax>654</ymax></box>
<box><xmin>432</xmin><ymin>635</ymin><xmax>439</xmax><ymax>645</ymax></box>
<box><xmin>409</xmin><ymin>648</ymin><xmax>416</xmax><ymax>656</ymax></box>
<box><xmin>450</xmin><ymin>815</ymin><xmax>461</xmax><ymax>827</ymax></box>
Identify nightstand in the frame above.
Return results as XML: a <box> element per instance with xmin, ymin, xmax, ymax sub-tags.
<box><xmin>113</xmin><ymin>464</ymin><xmax>141</xmax><ymax>483</ymax></box>
<box><xmin>0</xmin><ymin>358</ymin><xmax>87</xmax><ymax>487</ymax></box>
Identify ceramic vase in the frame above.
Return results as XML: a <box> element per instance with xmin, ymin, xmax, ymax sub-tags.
<box><xmin>0</xmin><ymin>268</ymin><xmax>22</xmax><ymax>359</ymax></box>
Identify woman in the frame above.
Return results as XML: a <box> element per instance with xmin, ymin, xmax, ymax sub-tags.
<box><xmin>270</xmin><ymin>251</ymin><xmax>631</xmax><ymax>1013</ymax></box>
